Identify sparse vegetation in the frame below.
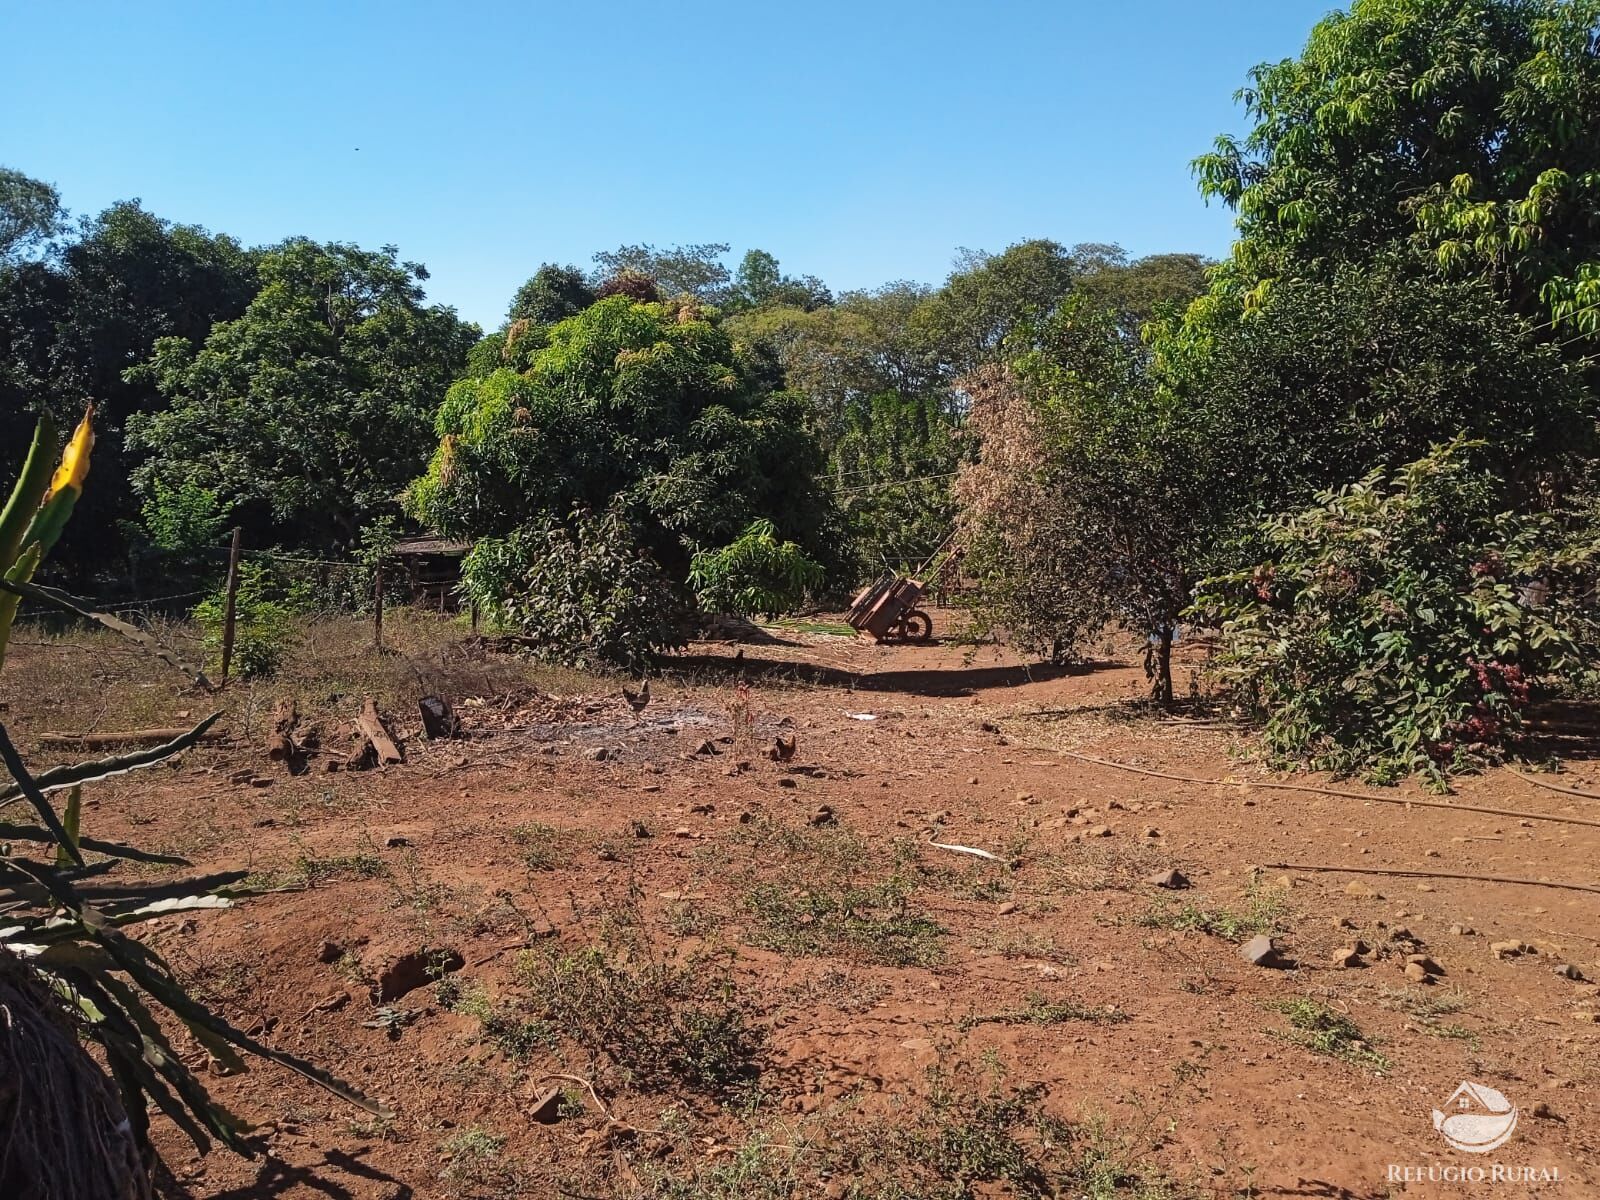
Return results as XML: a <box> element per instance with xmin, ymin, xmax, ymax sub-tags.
<box><xmin>1136</xmin><ymin>888</ymin><xmax>1289</xmax><ymax>942</ymax></box>
<box><xmin>1269</xmin><ymin>999</ymin><xmax>1388</xmax><ymax>1070</ymax></box>
<box><xmin>960</xmin><ymin>992</ymin><xmax>1129</xmax><ymax>1030</ymax></box>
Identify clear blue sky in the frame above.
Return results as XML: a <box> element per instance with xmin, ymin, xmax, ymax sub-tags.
<box><xmin>3</xmin><ymin>1</ymin><xmax>1335</xmax><ymax>330</ymax></box>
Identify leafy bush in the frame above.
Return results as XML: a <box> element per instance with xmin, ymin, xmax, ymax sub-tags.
<box><xmin>688</xmin><ymin>519</ymin><xmax>823</xmax><ymax>617</ymax></box>
<box><xmin>1193</xmin><ymin>444</ymin><xmax>1600</xmax><ymax>781</ymax></box>
<box><xmin>193</xmin><ymin>561</ymin><xmax>300</xmax><ymax>678</ymax></box>
<box><xmin>460</xmin><ymin>507</ymin><xmax>687</xmax><ymax>672</ymax></box>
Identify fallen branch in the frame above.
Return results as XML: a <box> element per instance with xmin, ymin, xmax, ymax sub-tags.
<box><xmin>927</xmin><ymin>837</ymin><xmax>1006</xmax><ymax>864</ymax></box>
<box><xmin>1510</xmin><ymin>768</ymin><xmax>1600</xmax><ymax>801</ymax></box>
<box><xmin>1037</xmin><ymin>744</ymin><xmax>1600</xmax><ymax>831</ymax></box>
<box><xmin>1262</xmin><ymin>861</ymin><xmax>1600</xmax><ymax>896</ymax></box>
<box><xmin>38</xmin><ymin>726</ymin><xmax>227</xmax><ymax>749</ymax></box>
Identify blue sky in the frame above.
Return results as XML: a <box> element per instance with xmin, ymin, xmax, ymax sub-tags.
<box><xmin>3</xmin><ymin>1</ymin><xmax>1334</xmax><ymax>329</ymax></box>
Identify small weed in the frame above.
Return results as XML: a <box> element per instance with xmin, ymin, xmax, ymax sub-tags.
<box><xmin>513</xmin><ymin>930</ymin><xmax>763</xmax><ymax>1096</ymax></box>
<box><xmin>1269</xmin><ymin>999</ymin><xmax>1388</xmax><ymax>1069</ymax></box>
<box><xmin>440</xmin><ymin>1126</ymin><xmax>517</xmax><ymax>1193</ymax></box>
<box><xmin>1137</xmin><ymin>887</ymin><xmax>1288</xmax><ymax>941</ymax></box>
<box><xmin>663</xmin><ymin>900</ymin><xmax>721</xmax><ymax>938</ymax></box>
<box><xmin>1379</xmin><ymin>984</ymin><xmax>1468</xmax><ymax>1021</ymax></box>
<box><xmin>960</xmin><ymin>992</ymin><xmax>1128</xmax><ymax>1031</ymax></box>
<box><xmin>446</xmin><ymin>983</ymin><xmax>556</xmax><ymax>1060</ymax></box>
<box><xmin>744</xmin><ymin>874</ymin><xmax>943</xmax><ymax>967</ymax></box>
<box><xmin>511</xmin><ymin>822</ymin><xmax>565</xmax><ymax>872</ymax></box>
<box><xmin>968</xmin><ymin>928</ymin><xmax>1076</xmax><ymax>964</ymax></box>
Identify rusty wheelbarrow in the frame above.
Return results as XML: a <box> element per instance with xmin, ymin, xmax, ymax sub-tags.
<box><xmin>846</xmin><ymin>572</ymin><xmax>933</xmax><ymax>643</ymax></box>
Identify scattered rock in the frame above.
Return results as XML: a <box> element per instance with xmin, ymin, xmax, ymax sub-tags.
<box><xmin>997</xmin><ymin>901</ymin><xmax>1018</xmax><ymax>916</ymax></box>
<box><xmin>1404</xmin><ymin>961</ymin><xmax>1433</xmax><ymax>984</ymax></box>
<box><xmin>1344</xmin><ymin>881</ymin><xmax>1381</xmax><ymax>898</ymax></box>
<box><xmin>690</xmin><ymin>803</ymin><xmax>714</xmax><ymax>815</ymax></box>
<box><xmin>527</xmin><ymin>1086</ymin><xmax>566</xmax><ymax>1125</ymax></box>
<box><xmin>1530</xmin><ymin>1102</ymin><xmax>1556</xmax><ymax>1120</ymax></box>
<box><xmin>585</xmin><ymin>746</ymin><xmax>610</xmax><ymax>762</ymax></box>
<box><xmin>1406</xmin><ymin>953</ymin><xmax>1444</xmax><ymax>977</ymax></box>
<box><xmin>1332</xmin><ymin>946</ymin><xmax>1365</xmax><ymax>969</ymax></box>
<box><xmin>1554</xmin><ymin>963</ymin><xmax>1585</xmax><ymax>981</ymax></box>
<box><xmin>384</xmin><ymin>835</ymin><xmax>410</xmax><ymax>849</ymax></box>
<box><xmin>777</xmin><ymin>777</ymin><xmax>798</xmax><ymax>789</ymax></box>
<box><xmin>1142</xmin><ymin>826</ymin><xmax>1162</xmax><ymax>839</ymax></box>
<box><xmin>1145</xmin><ymin>868</ymin><xmax>1190</xmax><ymax>890</ymax></box>
<box><xmin>1087</xmin><ymin>825</ymin><xmax>1113</xmax><ymax>838</ymax></box>
<box><xmin>809</xmin><ymin>805</ymin><xmax>836</xmax><ymax>827</ymax></box>
<box><xmin>596</xmin><ymin>845</ymin><xmax>619</xmax><ymax>862</ymax></box>
<box><xmin>1491</xmin><ymin>940</ymin><xmax>1532</xmax><ymax>958</ymax></box>
<box><xmin>1239</xmin><ymin>934</ymin><xmax>1287</xmax><ymax>968</ymax></box>
<box><xmin>629</xmin><ymin>820</ymin><xmax>652</xmax><ymax>839</ymax></box>
<box><xmin>316</xmin><ymin>940</ymin><xmax>343</xmax><ymax>964</ymax></box>
<box><xmin>1450</xmin><ymin>923</ymin><xmax>1475</xmax><ymax>936</ymax></box>
<box><xmin>1572</xmin><ymin>1010</ymin><xmax>1599</xmax><ymax>1024</ymax></box>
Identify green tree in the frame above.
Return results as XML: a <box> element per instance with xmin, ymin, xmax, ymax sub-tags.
<box><xmin>834</xmin><ymin>391</ymin><xmax>962</xmax><ymax>573</ymax></box>
<box><xmin>0</xmin><ymin>201</ymin><xmax>260</xmax><ymax>573</ymax></box>
<box><xmin>1151</xmin><ymin>251</ymin><xmax>1594</xmax><ymax>522</ymax></box>
<box><xmin>729</xmin><ymin>248</ymin><xmax>832</xmax><ymax>312</ymax></box>
<box><xmin>958</xmin><ymin>299</ymin><xmax>1217</xmax><ymax>701</ymax></box>
<box><xmin>727</xmin><ymin>283</ymin><xmax>946</xmax><ymax>451</ymax></box>
<box><xmin>128</xmin><ymin>239</ymin><xmax>477</xmax><ymax>548</ymax></box>
<box><xmin>1193</xmin><ymin>0</ymin><xmax>1600</xmax><ymax>336</ymax></box>
<box><xmin>409</xmin><ymin>295</ymin><xmax>841</xmax><ymax>658</ymax></box>
<box><xmin>914</xmin><ymin>239</ymin><xmax>1079</xmax><ymax>375</ymax></box>
<box><xmin>508</xmin><ymin>262</ymin><xmax>594</xmax><ymax>325</ymax></box>
<box><xmin>592</xmin><ymin>242</ymin><xmax>733</xmax><ymax>303</ymax></box>
<box><xmin>0</xmin><ymin>166</ymin><xmax>63</xmax><ymax>262</ymax></box>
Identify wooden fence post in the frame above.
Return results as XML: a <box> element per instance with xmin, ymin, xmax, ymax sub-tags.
<box><xmin>219</xmin><ymin>527</ymin><xmax>242</xmax><ymax>685</ymax></box>
<box><xmin>373</xmin><ymin>560</ymin><xmax>385</xmax><ymax>652</ymax></box>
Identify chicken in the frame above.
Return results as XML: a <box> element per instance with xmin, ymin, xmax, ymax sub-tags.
<box><xmin>622</xmin><ymin>679</ymin><xmax>650</xmax><ymax>714</ymax></box>
<box><xmin>768</xmin><ymin>734</ymin><xmax>797</xmax><ymax>762</ymax></box>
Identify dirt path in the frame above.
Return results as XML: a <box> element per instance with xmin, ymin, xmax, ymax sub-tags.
<box><xmin>36</xmin><ymin>619</ymin><xmax>1600</xmax><ymax>1198</ymax></box>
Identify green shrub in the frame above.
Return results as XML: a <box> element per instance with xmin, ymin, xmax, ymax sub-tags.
<box><xmin>1193</xmin><ymin>443</ymin><xmax>1599</xmax><ymax>781</ymax></box>
<box><xmin>460</xmin><ymin>506</ymin><xmax>687</xmax><ymax>672</ymax></box>
<box><xmin>688</xmin><ymin>519</ymin><xmax>823</xmax><ymax>617</ymax></box>
<box><xmin>193</xmin><ymin>561</ymin><xmax>300</xmax><ymax>677</ymax></box>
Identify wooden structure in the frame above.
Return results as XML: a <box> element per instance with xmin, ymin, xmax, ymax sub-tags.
<box><xmin>391</xmin><ymin>535</ymin><xmax>471</xmax><ymax>610</ymax></box>
<box><xmin>847</xmin><ymin>572</ymin><xmax>933</xmax><ymax>642</ymax></box>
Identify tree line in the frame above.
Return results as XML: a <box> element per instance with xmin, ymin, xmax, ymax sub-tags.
<box><xmin>5</xmin><ymin>0</ymin><xmax>1600</xmax><ymax>781</ymax></box>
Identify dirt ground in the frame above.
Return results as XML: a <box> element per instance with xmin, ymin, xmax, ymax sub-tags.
<box><xmin>7</xmin><ymin>609</ymin><xmax>1599</xmax><ymax>1198</ymax></box>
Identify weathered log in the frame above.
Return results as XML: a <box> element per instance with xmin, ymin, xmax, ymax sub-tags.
<box><xmin>355</xmin><ymin>698</ymin><xmax>402</xmax><ymax>767</ymax></box>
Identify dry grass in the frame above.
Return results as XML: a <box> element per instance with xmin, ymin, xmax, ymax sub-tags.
<box><xmin>3</xmin><ymin>608</ymin><xmax>597</xmax><ymax>754</ymax></box>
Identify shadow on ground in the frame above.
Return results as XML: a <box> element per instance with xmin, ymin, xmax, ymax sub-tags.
<box><xmin>667</xmin><ymin>652</ymin><xmax>1124</xmax><ymax>697</ymax></box>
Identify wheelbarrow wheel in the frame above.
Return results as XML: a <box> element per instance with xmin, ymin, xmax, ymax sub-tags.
<box><xmin>902</xmin><ymin>609</ymin><xmax>933</xmax><ymax>642</ymax></box>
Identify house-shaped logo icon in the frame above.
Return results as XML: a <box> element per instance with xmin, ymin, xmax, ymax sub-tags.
<box><xmin>1432</xmin><ymin>1080</ymin><xmax>1519</xmax><ymax>1153</ymax></box>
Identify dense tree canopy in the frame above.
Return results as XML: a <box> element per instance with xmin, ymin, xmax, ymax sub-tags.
<box><xmin>128</xmin><ymin>240</ymin><xmax>477</xmax><ymax>549</ymax></box>
<box><xmin>508</xmin><ymin>263</ymin><xmax>594</xmax><ymax>326</ymax></box>
<box><xmin>1194</xmin><ymin>0</ymin><xmax>1600</xmax><ymax>337</ymax></box>
<box><xmin>0</xmin><ymin>201</ymin><xmax>260</xmax><ymax>572</ymax></box>
<box><xmin>409</xmin><ymin>295</ymin><xmax>841</xmax><ymax>582</ymax></box>
<box><xmin>0</xmin><ymin>166</ymin><xmax>63</xmax><ymax>263</ymax></box>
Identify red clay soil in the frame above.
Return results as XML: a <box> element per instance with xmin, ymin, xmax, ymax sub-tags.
<box><xmin>15</xmin><ymin>616</ymin><xmax>1600</xmax><ymax>1198</ymax></box>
